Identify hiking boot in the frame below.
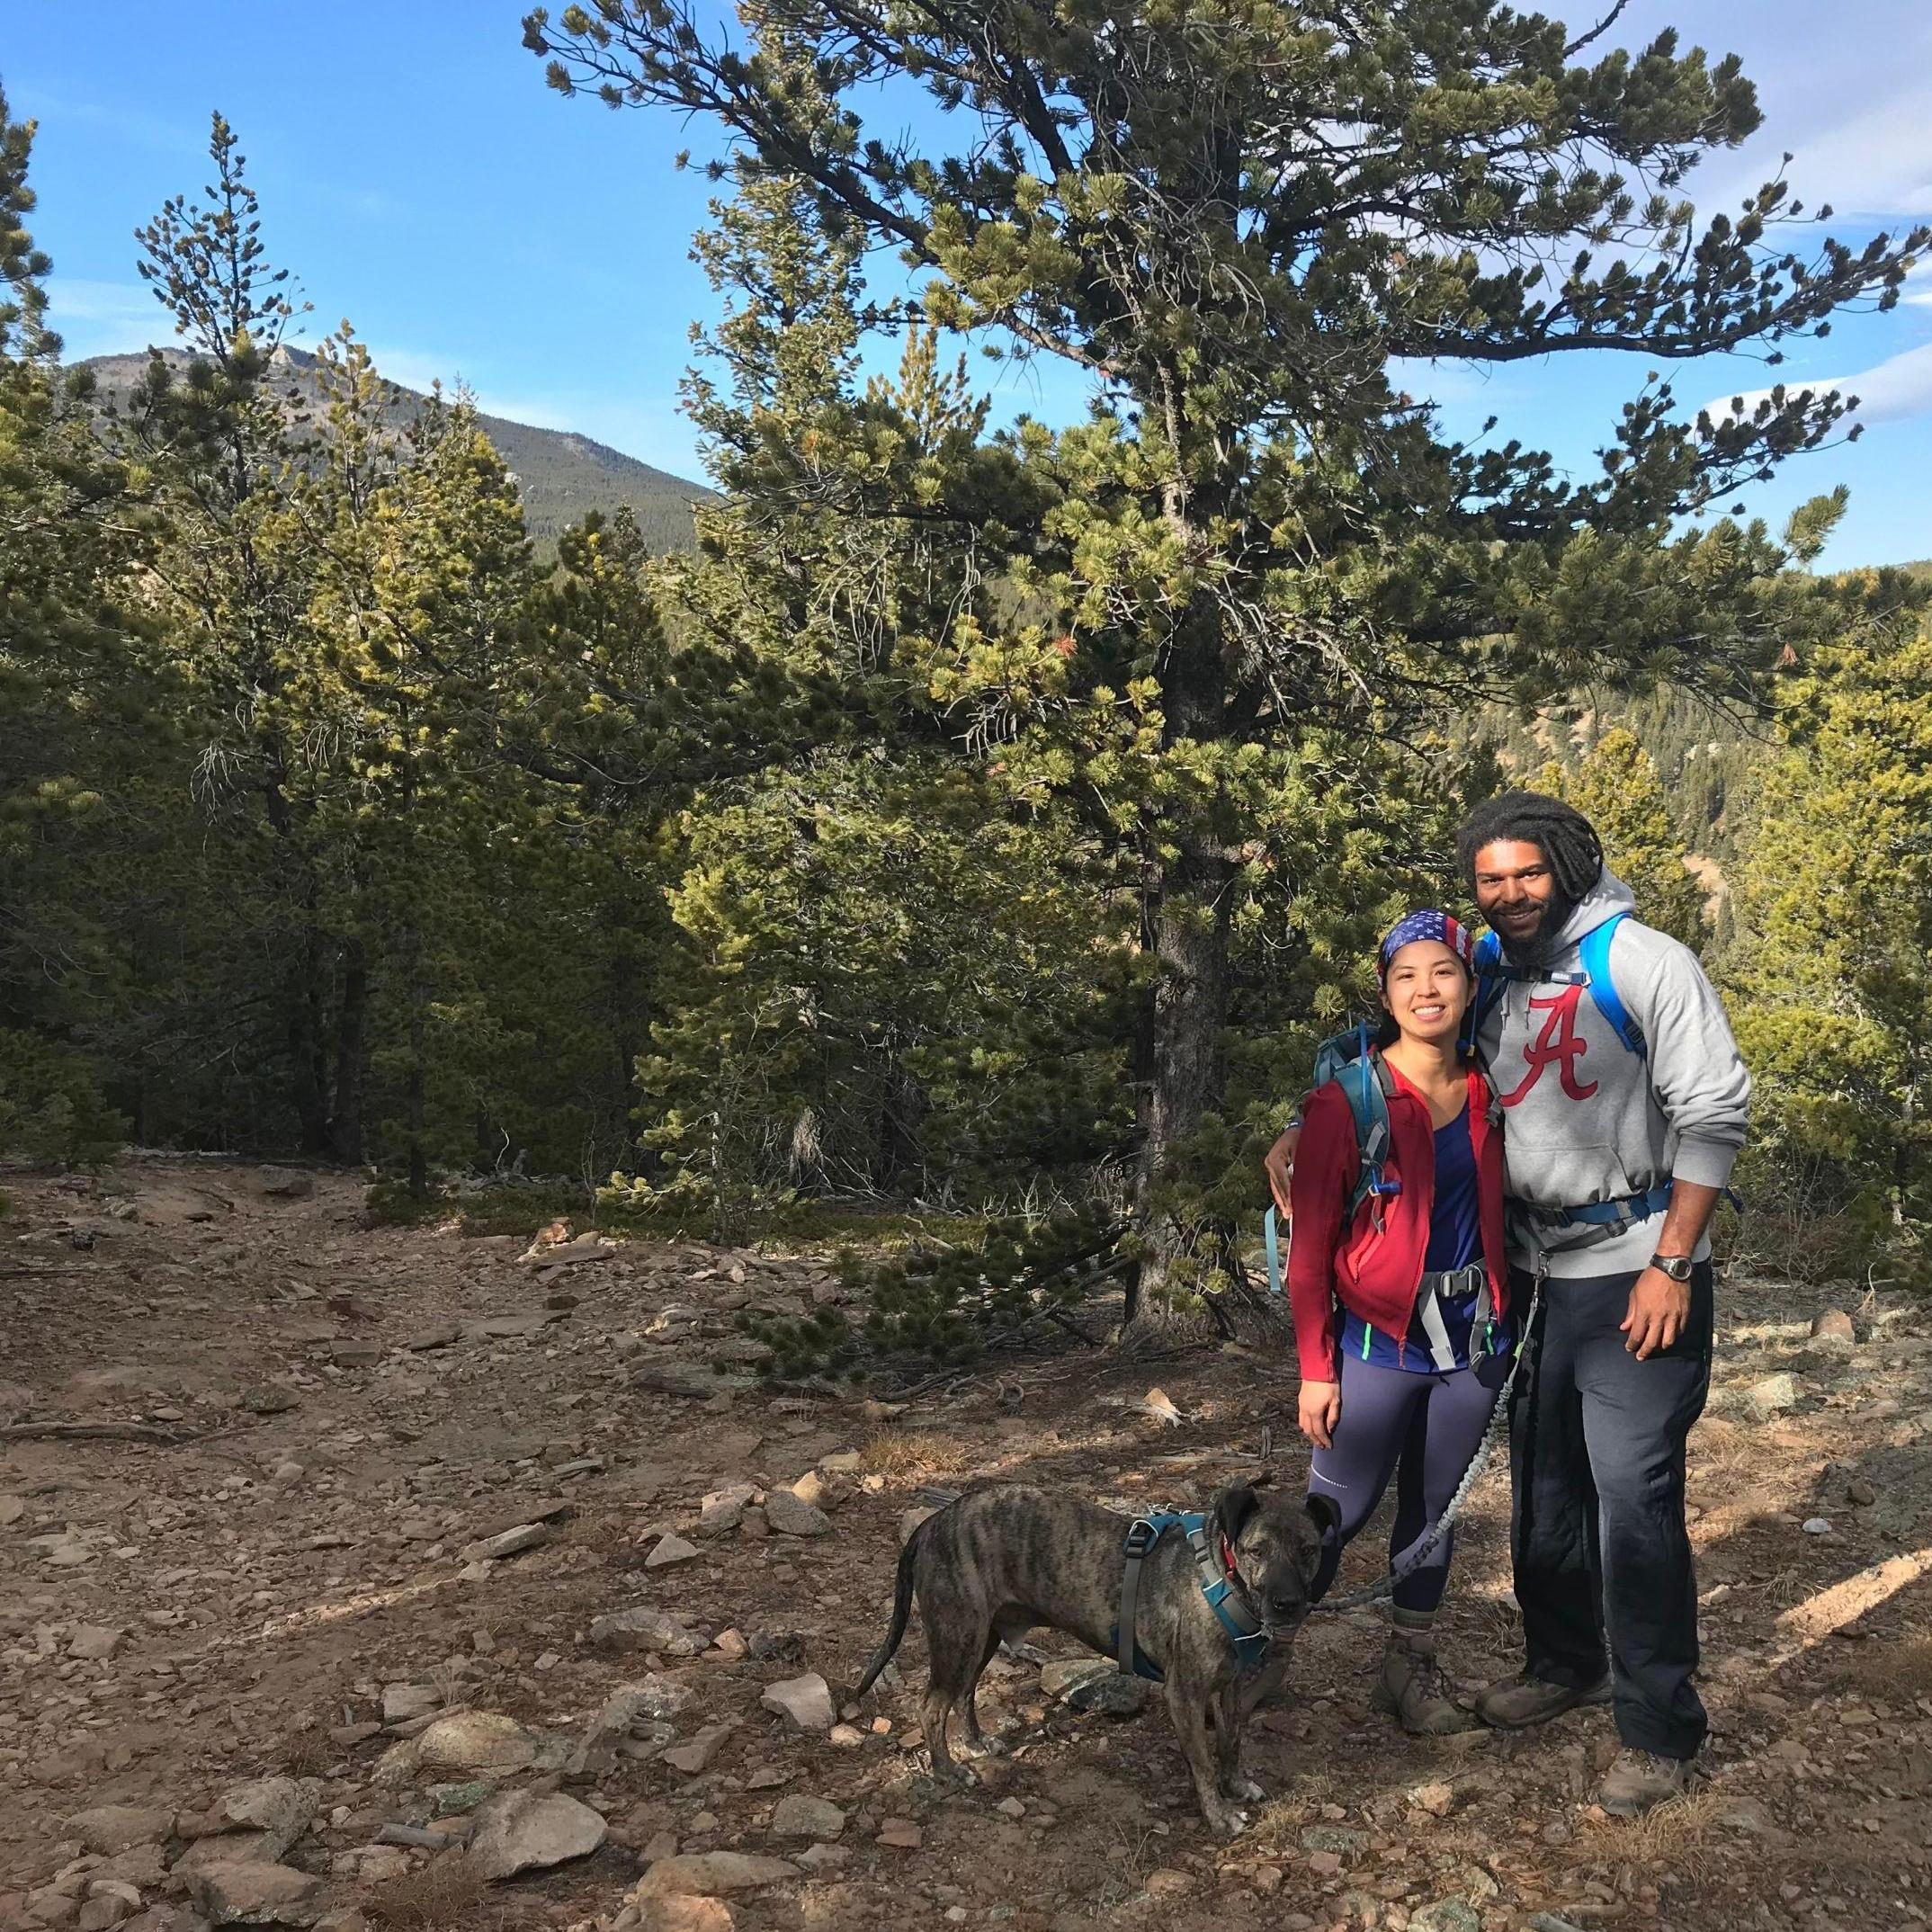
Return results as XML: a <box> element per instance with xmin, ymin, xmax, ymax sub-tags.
<box><xmin>1597</xmin><ymin>1747</ymin><xmax>1704</xmax><ymax>1816</ymax></box>
<box><xmin>1474</xmin><ymin>1670</ymin><xmax>1613</xmax><ymax>1731</ymax></box>
<box><xmin>1370</xmin><ymin>1631</ymin><xmax>1482</xmax><ymax>1736</ymax></box>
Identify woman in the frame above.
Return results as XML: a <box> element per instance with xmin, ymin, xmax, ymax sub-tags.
<box><xmin>1285</xmin><ymin>909</ymin><xmax>1513</xmax><ymax>1733</ymax></box>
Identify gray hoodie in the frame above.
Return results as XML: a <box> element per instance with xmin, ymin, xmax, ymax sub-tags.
<box><xmin>1473</xmin><ymin>870</ymin><xmax>1750</xmax><ymax>1280</ymax></box>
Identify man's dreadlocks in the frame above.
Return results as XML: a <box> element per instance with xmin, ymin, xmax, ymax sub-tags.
<box><xmin>1456</xmin><ymin>791</ymin><xmax>1604</xmax><ymax>900</ymax></box>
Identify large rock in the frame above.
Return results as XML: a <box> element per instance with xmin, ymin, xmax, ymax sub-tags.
<box><xmin>174</xmin><ymin>1779</ymin><xmax>317</xmax><ymax>1873</ymax></box>
<box><xmin>1041</xmin><ymin>1658</ymin><xmax>1150</xmax><ymax>1715</ymax></box>
<box><xmin>183</xmin><ymin>1862</ymin><xmax>324</xmax><ymax>1928</ymax></box>
<box><xmin>1411</xmin><ymin>1903</ymin><xmax>1481</xmax><ymax>1932</ymax></box>
<box><xmin>590</xmin><ymin>1608</ymin><xmax>705</xmax><ymax>1658</ymax></box>
<box><xmin>468</xmin><ymin>1791</ymin><xmax>608</xmax><ymax>1882</ymax></box>
<box><xmin>633</xmin><ymin>1854</ymin><xmax>798</xmax><ymax>1901</ymax></box>
<box><xmin>646</xmin><ymin>1534</ymin><xmax>701</xmax><ymax>1570</ymax></box>
<box><xmin>67</xmin><ymin>1806</ymin><xmax>174</xmax><ymax>1856</ymax></box>
<box><xmin>257</xmin><ymin>1168</ymin><xmax>316</xmax><ymax>1200</ymax></box>
<box><xmin>373</xmin><ymin>1711</ymin><xmax>540</xmax><ymax>1787</ymax></box>
<box><xmin>760</xmin><ymin>1675</ymin><xmax>835</xmax><ymax>1731</ymax></box>
<box><xmin>763</xmin><ymin>1490</ymin><xmax>831</xmax><ymax>1539</ymax></box>
<box><xmin>1747</xmin><ymin>1373</ymin><xmax>1801</xmax><ymax>1418</ymax></box>
<box><xmin>661</xmin><ymin>1722</ymin><xmax>736</xmax><ymax>1776</ymax></box>
<box><xmin>380</xmin><ymin>1682</ymin><xmax>442</xmax><ymax>1724</ymax></box>
<box><xmin>79</xmin><ymin>1882</ymin><xmax>142</xmax><ymax>1931</ymax></box>
<box><xmin>631</xmin><ymin>1365</ymin><xmax>753</xmax><ymax>1401</ymax></box>
<box><xmin>1810</xmin><ymin>1308</ymin><xmax>1856</xmax><ymax>1348</ymax></box>
<box><xmin>67</xmin><ymin>1625</ymin><xmax>126</xmax><ymax>1661</ymax></box>
<box><xmin>768</xmin><ymin>1795</ymin><xmax>845</xmax><ymax>1840</ymax></box>
<box><xmin>697</xmin><ymin>1485</ymin><xmax>758</xmax><ymax>1538</ymax></box>
<box><xmin>572</xmin><ymin>1677</ymin><xmax>693</xmax><ymax>1775</ymax></box>
<box><xmin>598</xmin><ymin>1676</ymin><xmax>693</xmax><ymax>1726</ymax></box>
<box><xmin>634</xmin><ymin>1901</ymin><xmax>734</xmax><ymax>1932</ymax></box>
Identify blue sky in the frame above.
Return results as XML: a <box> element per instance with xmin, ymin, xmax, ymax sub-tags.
<box><xmin>9</xmin><ymin>1</ymin><xmax>1931</xmax><ymax>567</ymax></box>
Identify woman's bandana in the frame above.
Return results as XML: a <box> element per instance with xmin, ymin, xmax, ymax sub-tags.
<box><xmin>1377</xmin><ymin>908</ymin><xmax>1475</xmax><ymax>980</ymax></box>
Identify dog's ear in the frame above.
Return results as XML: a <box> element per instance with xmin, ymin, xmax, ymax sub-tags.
<box><xmin>1304</xmin><ymin>1491</ymin><xmax>1342</xmax><ymax>1540</ymax></box>
<box><xmin>1212</xmin><ymin>1481</ymin><xmax>1262</xmax><ymax>1546</ymax></box>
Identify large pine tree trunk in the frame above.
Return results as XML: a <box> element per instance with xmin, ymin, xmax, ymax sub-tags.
<box><xmin>286</xmin><ymin>951</ymin><xmax>332</xmax><ymax>1158</ymax></box>
<box><xmin>1130</xmin><ymin>840</ymin><xmax>1233</xmax><ymax>1319</ymax></box>
<box><xmin>1128</xmin><ymin>577</ymin><xmax>1235</xmax><ymax>1324</ymax></box>
<box><xmin>328</xmin><ymin>944</ymin><xmax>370</xmax><ymax>1164</ymax></box>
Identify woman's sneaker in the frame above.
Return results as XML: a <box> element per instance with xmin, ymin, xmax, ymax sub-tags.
<box><xmin>1372</xmin><ymin>1632</ymin><xmax>1482</xmax><ymax>1735</ymax></box>
<box><xmin>1598</xmin><ymin>1747</ymin><xmax>1704</xmax><ymax>1816</ymax></box>
<box><xmin>1474</xmin><ymin>1670</ymin><xmax>1614</xmax><ymax>1729</ymax></box>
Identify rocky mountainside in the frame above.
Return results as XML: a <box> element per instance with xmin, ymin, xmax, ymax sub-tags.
<box><xmin>77</xmin><ymin>345</ymin><xmax>709</xmax><ymax>552</ymax></box>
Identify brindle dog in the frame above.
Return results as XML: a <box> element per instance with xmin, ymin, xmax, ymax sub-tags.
<box><xmin>853</xmin><ymin>1478</ymin><xmax>1338</xmax><ymax>1836</ymax></box>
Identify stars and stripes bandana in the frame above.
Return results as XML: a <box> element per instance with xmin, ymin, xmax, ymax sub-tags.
<box><xmin>1377</xmin><ymin>908</ymin><xmax>1475</xmax><ymax>980</ymax></box>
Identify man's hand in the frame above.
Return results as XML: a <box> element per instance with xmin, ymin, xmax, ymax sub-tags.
<box><xmin>1298</xmin><ymin>1379</ymin><xmax>1341</xmax><ymax>1450</ymax></box>
<box><xmin>1622</xmin><ymin>1266</ymin><xmax>1691</xmax><ymax>1359</ymax></box>
<box><xmin>1265</xmin><ymin>1124</ymin><xmax>1301</xmax><ymax>1218</ymax></box>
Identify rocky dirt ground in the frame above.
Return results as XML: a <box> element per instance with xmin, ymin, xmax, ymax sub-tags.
<box><xmin>3</xmin><ymin>1158</ymin><xmax>1929</xmax><ymax>1932</ymax></box>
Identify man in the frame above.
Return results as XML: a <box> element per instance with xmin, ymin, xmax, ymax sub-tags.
<box><xmin>1264</xmin><ymin>789</ymin><xmax>1749</xmax><ymax>1816</ymax></box>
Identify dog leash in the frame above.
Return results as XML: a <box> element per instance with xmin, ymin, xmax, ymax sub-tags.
<box><xmin>1310</xmin><ymin>1264</ymin><xmax>1543</xmax><ymax>1616</ymax></box>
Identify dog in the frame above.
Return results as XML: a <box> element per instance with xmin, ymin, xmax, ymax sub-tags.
<box><xmin>853</xmin><ymin>1477</ymin><xmax>1338</xmax><ymax>1836</ymax></box>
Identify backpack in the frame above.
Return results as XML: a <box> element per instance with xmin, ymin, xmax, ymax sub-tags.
<box><xmin>1263</xmin><ymin>913</ymin><xmax>1644</xmax><ymax>1296</ymax></box>
<box><xmin>1262</xmin><ymin>1018</ymin><xmax>1403</xmax><ymax>1297</ymax></box>
<box><xmin>1461</xmin><ymin>911</ymin><xmax>1645</xmax><ymax>1060</ymax></box>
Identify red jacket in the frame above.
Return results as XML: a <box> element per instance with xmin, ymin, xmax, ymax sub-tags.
<box><xmin>1286</xmin><ymin>1060</ymin><xmax>1510</xmax><ymax>1382</ymax></box>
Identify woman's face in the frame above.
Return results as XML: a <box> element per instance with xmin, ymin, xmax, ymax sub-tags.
<box><xmin>1381</xmin><ymin>939</ymin><xmax>1471</xmax><ymax>1047</ymax></box>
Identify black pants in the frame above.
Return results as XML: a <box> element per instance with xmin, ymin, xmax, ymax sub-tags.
<box><xmin>1507</xmin><ymin>1261</ymin><xmax>1713</xmax><ymax>1759</ymax></box>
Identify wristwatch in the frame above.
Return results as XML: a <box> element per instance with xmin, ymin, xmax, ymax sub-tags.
<box><xmin>1651</xmin><ymin>1253</ymin><xmax>1695</xmax><ymax>1283</ymax></box>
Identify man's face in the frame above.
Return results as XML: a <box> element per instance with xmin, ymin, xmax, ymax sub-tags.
<box><xmin>1471</xmin><ymin>838</ymin><xmax>1559</xmax><ymax>953</ymax></box>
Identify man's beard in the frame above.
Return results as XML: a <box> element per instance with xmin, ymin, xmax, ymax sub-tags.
<box><xmin>1497</xmin><ymin>887</ymin><xmax>1580</xmax><ymax>970</ymax></box>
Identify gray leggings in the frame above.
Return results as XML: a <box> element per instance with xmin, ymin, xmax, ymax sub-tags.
<box><xmin>1306</xmin><ymin>1348</ymin><xmax>1505</xmax><ymax>1614</ymax></box>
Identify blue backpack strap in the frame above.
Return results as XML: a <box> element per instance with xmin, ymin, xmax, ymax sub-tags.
<box><xmin>1461</xmin><ymin>931</ymin><xmax>1508</xmax><ymax>1056</ymax></box>
<box><xmin>1578</xmin><ymin>914</ymin><xmax>1645</xmax><ymax>1058</ymax></box>
<box><xmin>1264</xmin><ymin>1204</ymin><xmax>1284</xmax><ymax>1296</ymax></box>
<box><xmin>1340</xmin><ymin>1028</ymin><xmax>1401</xmax><ymax>1221</ymax></box>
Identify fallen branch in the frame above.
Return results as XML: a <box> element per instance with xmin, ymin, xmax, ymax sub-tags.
<box><xmin>1044</xmin><ymin>1306</ymin><xmax>1103</xmax><ymax>1346</ymax></box>
<box><xmin>1</xmin><ymin>1421</ymin><xmax>215</xmax><ymax>1445</ymax></box>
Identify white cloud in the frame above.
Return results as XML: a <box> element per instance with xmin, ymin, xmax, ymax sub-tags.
<box><xmin>44</xmin><ymin>278</ymin><xmax>167</xmax><ymax>358</ymax></box>
<box><xmin>1642</xmin><ymin>4</ymin><xmax>1932</xmax><ymax>222</ymax></box>
<box><xmin>1704</xmin><ymin>340</ymin><xmax>1932</xmax><ymax>428</ymax></box>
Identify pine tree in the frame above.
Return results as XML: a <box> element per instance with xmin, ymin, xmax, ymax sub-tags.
<box><xmin>1727</xmin><ymin>615</ymin><xmax>1932</xmax><ymax>1261</ymax></box>
<box><xmin>0</xmin><ymin>80</ymin><xmax>147</xmax><ymax>1158</ymax></box>
<box><xmin>1541</xmin><ymin>728</ymin><xmax>1707</xmax><ymax>945</ymax></box>
<box><xmin>526</xmin><ymin>1</ymin><xmax>1923</xmax><ymax>1318</ymax></box>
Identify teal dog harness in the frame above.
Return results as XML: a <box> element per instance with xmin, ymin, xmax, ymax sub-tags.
<box><xmin>1113</xmin><ymin>1510</ymin><xmax>1270</xmax><ymax>1683</ymax></box>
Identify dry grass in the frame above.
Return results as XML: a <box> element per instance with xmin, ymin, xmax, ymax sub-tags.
<box><xmin>276</xmin><ymin>1719</ymin><xmax>335</xmax><ymax>1780</ymax></box>
<box><xmin>1829</xmin><ymin>1633</ymin><xmax>1932</xmax><ymax>1701</ymax></box>
<box><xmin>1577</xmin><ymin>1784</ymin><xmax>1725</xmax><ymax>1877</ymax></box>
<box><xmin>863</xmin><ymin>1427</ymin><xmax>980</xmax><ymax>1483</ymax></box>
<box><xmin>364</xmin><ymin>1853</ymin><xmax>496</xmax><ymax>1931</ymax></box>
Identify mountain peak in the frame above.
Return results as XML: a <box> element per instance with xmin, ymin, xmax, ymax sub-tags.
<box><xmin>76</xmin><ymin>344</ymin><xmax>710</xmax><ymax>552</ymax></box>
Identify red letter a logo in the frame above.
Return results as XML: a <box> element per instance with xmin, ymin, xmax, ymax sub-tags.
<box><xmin>1497</xmin><ymin>984</ymin><xmax>1598</xmax><ymax>1107</ymax></box>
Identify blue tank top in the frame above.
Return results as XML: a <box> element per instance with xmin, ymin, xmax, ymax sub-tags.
<box><xmin>1338</xmin><ymin>1105</ymin><xmax>1489</xmax><ymax>1373</ymax></box>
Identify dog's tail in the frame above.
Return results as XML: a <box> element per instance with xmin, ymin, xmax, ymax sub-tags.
<box><xmin>852</xmin><ymin>1505</ymin><xmax>939</xmax><ymax>1699</ymax></box>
